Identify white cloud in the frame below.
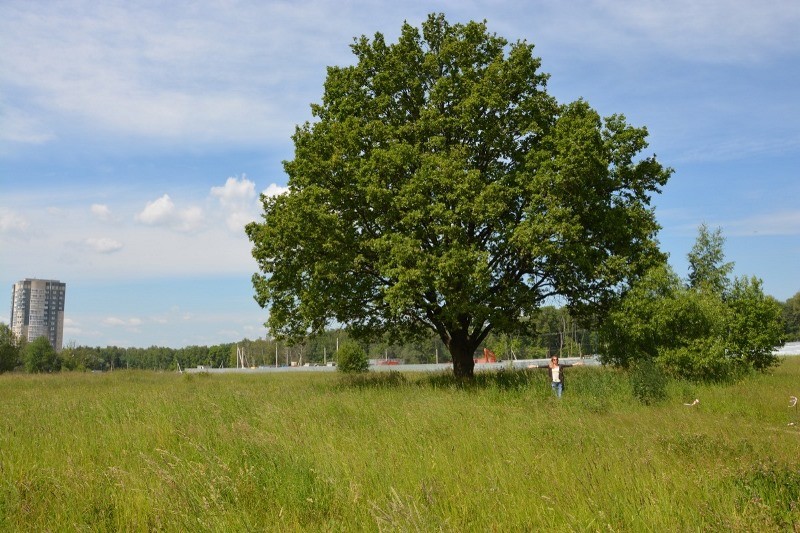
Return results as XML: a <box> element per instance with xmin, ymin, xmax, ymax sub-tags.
<box><xmin>0</xmin><ymin>1</ymin><xmax>352</xmax><ymax>148</ymax></box>
<box><xmin>63</xmin><ymin>317</ymin><xmax>82</xmax><ymax>337</ymax></box>
<box><xmin>211</xmin><ymin>176</ymin><xmax>260</xmax><ymax>231</ymax></box>
<box><xmin>212</xmin><ymin>176</ymin><xmax>256</xmax><ymax>207</ymax></box>
<box><xmin>103</xmin><ymin>317</ymin><xmax>143</xmax><ymax>327</ymax></box>
<box><xmin>85</xmin><ymin>237</ymin><xmax>123</xmax><ymax>254</ymax></box>
<box><xmin>91</xmin><ymin>204</ymin><xmax>112</xmax><ymax>220</ymax></box>
<box><xmin>263</xmin><ymin>183</ymin><xmax>289</xmax><ymax>197</ymax></box>
<box><xmin>136</xmin><ymin>194</ymin><xmax>175</xmax><ymax>225</ymax></box>
<box><xmin>0</xmin><ymin>209</ymin><xmax>29</xmax><ymax>232</ymax></box>
<box><xmin>0</xmin><ymin>104</ymin><xmax>54</xmax><ymax>145</ymax></box>
<box><xmin>135</xmin><ymin>194</ymin><xmax>205</xmax><ymax>232</ymax></box>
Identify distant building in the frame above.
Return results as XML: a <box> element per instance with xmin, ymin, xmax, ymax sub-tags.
<box><xmin>10</xmin><ymin>279</ymin><xmax>66</xmax><ymax>352</ymax></box>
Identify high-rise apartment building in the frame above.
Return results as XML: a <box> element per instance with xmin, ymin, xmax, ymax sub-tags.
<box><xmin>10</xmin><ymin>279</ymin><xmax>66</xmax><ymax>352</ymax></box>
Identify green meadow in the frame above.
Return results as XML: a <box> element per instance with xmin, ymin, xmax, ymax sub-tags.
<box><xmin>1</xmin><ymin>359</ymin><xmax>799</xmax><ymax>531</ymax></box>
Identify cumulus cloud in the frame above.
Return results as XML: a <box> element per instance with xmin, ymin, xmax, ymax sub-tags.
<box><xmin>85</xmin><ymin>237</ymin><xmax>123</xmax><ymax>254</ymax></box>
<box><xmin>136</xmin><ymin>194</ymin><xmax>175</xmax><ymax>225</ymax></box>
<box><xmin>135</xmin><ymin>194</ymin><xmax>205</xmax><ymax>232</ymax></box>
<box><xmin>91</xmin><ymin>203</ymin><xmax>112</xmax><ymax>220</ymax></box>
<box><xmin>211</xmin><ymin>176</ymin><xmax>259</xmax><ymax>231</ymax></box>
<box><xmin>212</xmin><ymin>176</ymin><xmax>256</xmax><ymax>207</ymax></box>
<box><xmin>263</xmin><ymin>183</ymin><xmax>289</xmax><ymax>197</ymax></box>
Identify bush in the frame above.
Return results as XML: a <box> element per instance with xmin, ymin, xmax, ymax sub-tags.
<box><xmin>336</xmin><ymin>342</ymin><xmax>369</xmax><ymax>374</ymax></box>
<box><xmin>0</xmin><ymin>323</ymin><xmax>20</xmax><ymax>373</ymax></box>
<box><xmin>629</xmin><ymin>357</ymin><xmax>667</xmax><ymax>405</ymax></box>
<box><xmin>24</xmin><ymin>336</ymin><xmax>59</xmax><ymax>373</ymax></box>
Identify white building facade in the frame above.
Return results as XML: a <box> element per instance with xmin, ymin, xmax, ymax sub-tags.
<box><xmin>10</xmin><ymin>279</ymin><xmax>66</xmax><ymax>352</ymax></box>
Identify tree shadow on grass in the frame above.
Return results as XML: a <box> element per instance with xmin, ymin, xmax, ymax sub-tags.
<box><xmin>336</xmin><ymin>367</ymin><xmax>546</xmax><ymax>392</ymax></box>
<box><xmin>336</xmin><ymin>370</ymin><xmax>410</xmax><ymax>390</ymax></box>
<box><xmin>335</xmin><ymin>365</ymin><xmax>566</xmax><ymax>394</ymax></box>
<box><xmin>423</xmin><ymin>368</ymin><xmax>545</xmax><ymax>391</ymax></box>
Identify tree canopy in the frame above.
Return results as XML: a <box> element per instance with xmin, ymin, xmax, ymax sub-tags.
<box><xmin>601</xmin><ymin>225</ymin><xmax>784</xmax><ymax>381</ymax></box>
<box><xmin>247</xmin><ymin>13</ymin><xmax>671</xmax><ymax>377</ymax></box>
<box><xmin>23</xmin><ymin>336</ymin><xmax>58</xmax><ymax>373</ymax></box>
<box><xmin>687</xmin><ymin>223</ymin><xmax>733</xmax><ymax>294</ymax></box>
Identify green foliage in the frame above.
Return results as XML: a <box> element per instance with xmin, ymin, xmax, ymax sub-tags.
<box><xmin>725</xmin><ymin>276</ymin><xmax>784</xmax><ymax>371</ymax></box>
<box><xmin>629</xmin><ymin>357</ymin><xmax>667</xmax><ymax>405</ymax></box>
<box><xmin>657</xmin><ymin>337</ymin><xmax>739</xmax><ymax>382</ymax></box>
<box><xmin>23</xmin><ymin>336</ymin><xmax>59</xmax><ymax>373</ymax></box>
<box><xmin>781</xmin><ymin>291</ymin><xmax>800</xmax><ymax>341</ymax></box>
<box><xmin>0</xmin><ymin>323</ymin><xmax>20</xmax><ymax>373</ymax></box>
<box><xmin>59</xmin><ymin>344</ymin><xmax>100</xmax><ymax>372</ymax></box>
<box><xmin>246</xmin><ymin>13</ymin><xmax>671</xmax><ymax>377</ymax></box>
<box><xmin>601</xmin><ymin>226</ymin><xmax>785</xmax><ymax>382</ymax></box>
<box><xmin>687</xmin><ymin>223</ymin><xmax>733</xmax><ymax>294</ymax></box>
<box><xmin>336</xmin><ymin>342</ymin><xmax>369</xmax><ymax>374</ymax></box>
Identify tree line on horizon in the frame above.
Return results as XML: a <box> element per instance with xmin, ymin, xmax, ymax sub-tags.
<box><xmin>1</xmin><ymin>275</ymin><xmax>798</xmax><ymax>376</ymax></box>
<box><xmin>0</xmin><ymin>305</ymin><xmax>598</xmax><ymax>374</ymax></box>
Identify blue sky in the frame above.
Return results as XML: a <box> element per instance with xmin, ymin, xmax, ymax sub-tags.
<box><xmin>1</xmin><ymin>0</ymin><xmax>798</xmax><ymax>348</ymax></box>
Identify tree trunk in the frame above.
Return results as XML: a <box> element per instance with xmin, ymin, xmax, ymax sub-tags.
<box><xmin>448</xmin><ymin>334</ymin><xmax>476</xmax><ymax>379</ymax></box>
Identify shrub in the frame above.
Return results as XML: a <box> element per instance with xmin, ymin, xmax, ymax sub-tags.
<box><xmin>629</xmin><ymin>357</ymin><xmax>667</xmax><ymax>405</ymax></box>
<box><xmin>0</xmin><ymin>323</ymin><xmax>20</xmax><ymax>373</ymax></box>
<box><xmin>336</xmin><ymin>342</ymin><xmax>369</xmax><ymax>374</ymax></box>
<box><xmin>24</xmin><ymin>336</ymin><xmax>59</xmax><ymax>373</ymax></box>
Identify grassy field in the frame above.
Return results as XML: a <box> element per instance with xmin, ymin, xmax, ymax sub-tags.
<box><xmin>1</xmin><ymin>359</ymin><xmax>799</xmax><ymax>531</ymax></box>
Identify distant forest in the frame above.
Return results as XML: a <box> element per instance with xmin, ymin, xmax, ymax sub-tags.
<box><xmin>59</xmin><ymin>306</ymin><xmax>597</xmax><ymax>372</ymax></box>
<box><xmin>60</xmin><ymin>290</ymin><xmax>799</xmax><ymax>372</ymax></box>
<box><xmin>5</xmin><ymin>292</ymin><xmax>798</xmax><ymax>373</ymax></box>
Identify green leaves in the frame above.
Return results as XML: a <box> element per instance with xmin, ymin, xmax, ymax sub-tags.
<box><xmin>688</xmin><ymin>223</ymin><xmax>734</xmax><ymax>294</ymax></box>
<box><xmin>601</xmin><ymin>227</ymin><xmax>784</xmax><ymax>381</ymax></box>
<box><xmin>247</xmin><ymin>13</ymin><xmax>671</xmax><ymax>376</ymax></box>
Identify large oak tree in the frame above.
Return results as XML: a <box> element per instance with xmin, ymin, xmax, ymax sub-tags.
<box><xmin>247</xmin><ymin>14</ymin><xmax>671</xmax><ymax>378</ymax></box>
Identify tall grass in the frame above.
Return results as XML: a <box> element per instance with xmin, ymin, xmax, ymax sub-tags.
<box><xmin>1</xmin><ymin>360</ymin><xmax>799</xmax><ymax>531</ymax></box>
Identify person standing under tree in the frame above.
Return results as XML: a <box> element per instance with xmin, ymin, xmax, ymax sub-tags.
<box><xmin>530</xmin><ymin>356</ymin><xmax>584</xmax><ymax>398</ymax></box>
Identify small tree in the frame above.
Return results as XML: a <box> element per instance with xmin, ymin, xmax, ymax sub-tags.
<box><xmin>687</xmin><ymin>223</ymin><xmax>733</xmax><ymax>295</ymax></box>
<box><xmin>725</xmin><ymin>276</ymin><xmax>784</xmax><ymax>371</ymax></box>
<box><xmin>336</xmin><ymin>342</ymin><xmax>369</xmax><ymax>374</ymax></box>
<box><xmin>601</xmin><ymin>226</ymin><xmax>785</xmax><ymax>381</ymax></box>
<box><xmin>24</xmin><ymin>336</ymin><xmax>59</xmax><ymax>373</ymax></box>
<box><xmin>0</xmin><ymin>323</ymin><xmax>20</xmax><ymax>373</ymax></box>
